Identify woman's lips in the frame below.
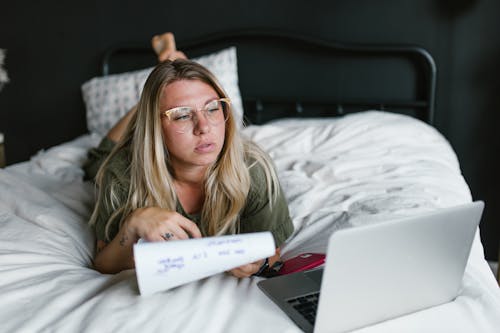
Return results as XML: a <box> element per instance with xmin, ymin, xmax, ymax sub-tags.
<box><xmin>195</xmin><ymin>142</ymin><xmax>216</xmax><ymax>153</ymax></box>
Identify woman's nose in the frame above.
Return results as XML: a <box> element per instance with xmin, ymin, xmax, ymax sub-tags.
<box><xmin>193</xmin><ymin>111</ymin><xmax>211</xmax><ymax>135</ymax></box>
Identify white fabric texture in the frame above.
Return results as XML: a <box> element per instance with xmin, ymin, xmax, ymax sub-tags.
<box><xmin>81</xmin><ymin>47</ymin><xmax>243</xmax><ymax>135</ymax></box>
<box><xmin>0</xmin><ymin>111</ymin><xmax>499</xmax><ymax>332</ymax></box>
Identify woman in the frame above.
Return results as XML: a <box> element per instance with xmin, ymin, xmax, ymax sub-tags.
<box><xmin>84</xmin><ymin>33</ymin><xmax>293</xmax><ymax>277</ymax></box>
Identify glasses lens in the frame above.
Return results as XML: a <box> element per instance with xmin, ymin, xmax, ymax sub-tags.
<box><xmin>164</xmin><ymin>99</ymin><xmax>230</xmax><ymax>134</ymax></box>
<box><xmin>168</xmin><ymin>107</ymin><xmax>193</xmax><ymax>133</ymax></box>
<box><xmin>204</xmin><ymin>99</ymin><xmax>229</xmax><ymax>124</ymax></box>
<box><xmin>170</xmin><ymin>107</ymin><xmax>193</xmax><ymax>121</ymax></box>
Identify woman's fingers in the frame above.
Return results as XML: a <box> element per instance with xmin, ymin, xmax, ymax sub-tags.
<box><xmin>165</xmin><ymin>223</ymin><xmax>191</xmax><ymax>240</ymax></box>
<box><xmin>160</xmin><ymin>214</ymin><xmax>201</xmax><ymax>240</ymax></box>
<box><xmin>143</xmin><ymin>231</ymin><xmax>168</xmax><ymax>243</ymax></box>
<box><xmin>132</xmin><ymin>207</ymin><xmax>202</xmax><ymax>242</ymax></box>
<box><xmin>228</xmin><ymin>262</ymin><xmax>261</xmax><ymax>278</ymax></box>
<box><xmin>179</xmin><ymin>218</ymin><xmax>202</xmax><ymax>238</ymax></box>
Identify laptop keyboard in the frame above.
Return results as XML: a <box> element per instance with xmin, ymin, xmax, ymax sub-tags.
<box><xmin>287</xmin><ymin>292</ymin><xmax>320</xmax><ymax>325</ymax></box>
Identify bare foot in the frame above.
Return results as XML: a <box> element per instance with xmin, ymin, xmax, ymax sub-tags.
<box><xmin>151</xmin><ymin>32</ymin><xmax>187</xmax><ymax>62</ymax></box>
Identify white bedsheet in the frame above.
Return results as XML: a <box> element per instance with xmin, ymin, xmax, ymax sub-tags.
<box><xmin>0</xmin><ymin>111</ymin><xmax>498</xmax><ymax>332</ymax></box>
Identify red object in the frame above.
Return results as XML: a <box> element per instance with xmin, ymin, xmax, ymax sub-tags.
<box><xmin>278</xmin><ymin>253</ymin><xmax>326</xmax><ymax>275</ymax></box>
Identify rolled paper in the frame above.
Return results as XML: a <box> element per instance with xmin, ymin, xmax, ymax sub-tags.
<box><xmin>134</xmin><ymin>231</ymin><xmax>276</xmax><ymax>296</ymax></box>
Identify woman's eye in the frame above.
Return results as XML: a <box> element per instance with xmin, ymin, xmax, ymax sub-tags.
<box><xmin>173</xmin><ymin>110</ymin><xmax>193</xmax><ymax>121</ymax></box>
<box><xmin>206</xmin><ymin>100</ymin><xmax>219</xmax><ymax>108</ymax></box>
<box><xmin>174</xmin><ymin>115</ymin><xmax>191</xmax><ymax>121</ymax></box>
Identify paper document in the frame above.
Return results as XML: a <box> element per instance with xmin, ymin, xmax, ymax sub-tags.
<box><xmin>134</xmin><ymin>231</ymin><xmax>275</xmax><ymax>296</ymax></box>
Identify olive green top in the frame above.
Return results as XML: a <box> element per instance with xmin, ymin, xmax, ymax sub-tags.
<box><xmin>84</xmin><ymin>137</ymin><xmax>294</xmax><ymax>247</ymax></box>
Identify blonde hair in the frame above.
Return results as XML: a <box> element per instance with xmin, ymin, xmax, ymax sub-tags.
<box><xmin>89</xmin><ymin>59</ymin><xmax>280</xmax><ymax>241</ymax></box>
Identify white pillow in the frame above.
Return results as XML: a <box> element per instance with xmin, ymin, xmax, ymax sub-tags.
<box><xmin>82</xmin><ymin>47</ymin><xmax>244</xmax><ymax>136</ymax></box>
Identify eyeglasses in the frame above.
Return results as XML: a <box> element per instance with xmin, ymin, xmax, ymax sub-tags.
<box><xmin>160</xmin><ymin>98</ymin><xmax>231</xmax><ymax>134</ymax></box>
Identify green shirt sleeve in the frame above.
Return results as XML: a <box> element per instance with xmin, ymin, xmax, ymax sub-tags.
<box><xmin>83</xmin><ymin>136</ymin><xmax>117</xmax><ymax>181</ymax></box>
<box><xmin>239</xmin><ymin>161</ymin><xmax>294</xmax><ymax>247</ymax></box>
<box><xmin>84</xmin><ymin>137</ymin><xmax>131</xmax><ymax>242</ymax></box>
<box><xmin>93</xmin><ymin>167</ymin><xmax>129</xmax><ymax>242</ymax></box>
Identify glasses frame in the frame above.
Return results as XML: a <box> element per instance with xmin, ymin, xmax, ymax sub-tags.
<box><xmin>160</xmin><ymin>97</ymin><xmax>231</xmax><ymax>133</ymax></box>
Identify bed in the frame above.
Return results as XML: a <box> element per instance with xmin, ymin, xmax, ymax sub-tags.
<box><xmin>1</xmin><ymin>30</ymin><xmax>499</xmax><ymax>332</ymax></box>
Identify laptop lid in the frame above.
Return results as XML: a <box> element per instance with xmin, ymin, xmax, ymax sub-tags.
<box><xmin>314</xmin><ymin>201</ymin><xmax>484</xmax><ymax>333</ymax></box>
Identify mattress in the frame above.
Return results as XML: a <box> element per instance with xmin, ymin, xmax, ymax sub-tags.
<box><xmin>0</xmin><ymin>111</ymin><xmax>499</xmax><ymax>332</ymax></box>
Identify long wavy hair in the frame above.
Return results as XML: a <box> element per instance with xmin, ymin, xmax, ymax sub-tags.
<box><xmin>89</xmin><ymin>59</ymin><xmax>280</xmax><ymax>241</ymax></box>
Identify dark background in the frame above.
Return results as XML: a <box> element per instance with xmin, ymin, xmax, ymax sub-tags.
<box><xmin>0</xmin><ymin>0</ymin><xmax>498</xmax><ymax>261</ymax></box>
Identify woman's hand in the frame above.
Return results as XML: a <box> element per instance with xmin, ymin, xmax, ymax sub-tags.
<box><xmin>93</xmin><ymin>207</ymin><xmax>201</xmax><ymax>274</ymax></box>
<box><xmin>227</xmin><ymin>248</ymin><xmax>282</xmax><ymax>278</ymax></box>
<box><xmin>126</xmin><ymin>207</ymin><xmax>202</xmax><ymax>242</ymax></box>
<box><xmin>227</xmin><ymin>260</ymin><xmax>266</xmax><ymax>278</ymax></box>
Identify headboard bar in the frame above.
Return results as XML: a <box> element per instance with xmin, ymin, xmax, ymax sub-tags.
<box><xmin>102</xmin><ymin>29</ymin><xmax>437</xmax><ymax>125</ymax></box>
<box><xmin>244</xmin><ymin>98</ymin><xmax>430</xmax><ymax>124</ymax></box>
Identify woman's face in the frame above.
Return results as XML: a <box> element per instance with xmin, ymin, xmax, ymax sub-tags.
<box><xmin>160</xmin><ymin>79</ymin><xmax>226</xmax><ymax>173</ymax></box>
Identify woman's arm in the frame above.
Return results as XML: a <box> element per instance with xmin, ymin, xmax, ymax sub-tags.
<box><xmin>93</xmin><ymin>223</ymin><xmax>137</xmax><ymax>274</ymax></box>
<box><xmin>106</xmin><ymin>106</ymin><xmax>137</xmax><ymax>143</ymax></box>
<box><xmin>94</xmin><ymin>207</ymin><xmax>202</xmax><ymax>274</ymax></box>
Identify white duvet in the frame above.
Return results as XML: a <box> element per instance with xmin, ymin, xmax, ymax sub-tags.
<box><xmin>0</xmin><ymin>111</ymin><xmax>499</xmax><ymax>332</ymax></box>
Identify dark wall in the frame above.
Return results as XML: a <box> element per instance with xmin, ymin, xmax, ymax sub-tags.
<box><xmin>0</xmin><ymin>0</ymin><xmax>498</xmax><ymax>260</ymax></box>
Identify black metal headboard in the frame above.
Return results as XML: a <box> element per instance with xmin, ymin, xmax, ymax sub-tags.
<box><xmin>102</xmin><ymin>29</ymin><xmax>436</xmax><ymax>125</ymax></box>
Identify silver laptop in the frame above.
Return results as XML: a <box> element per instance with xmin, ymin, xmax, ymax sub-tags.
<box><xmin>258</xmin><ymin>201</ymin><xmax>484</xmax><ymax>333</ymax></box>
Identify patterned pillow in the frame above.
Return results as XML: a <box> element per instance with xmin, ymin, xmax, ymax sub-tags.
<box><xmin>82</xmin><ymin>47</ymin><xmax>243</xmax><ymax>135</ymax></box>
